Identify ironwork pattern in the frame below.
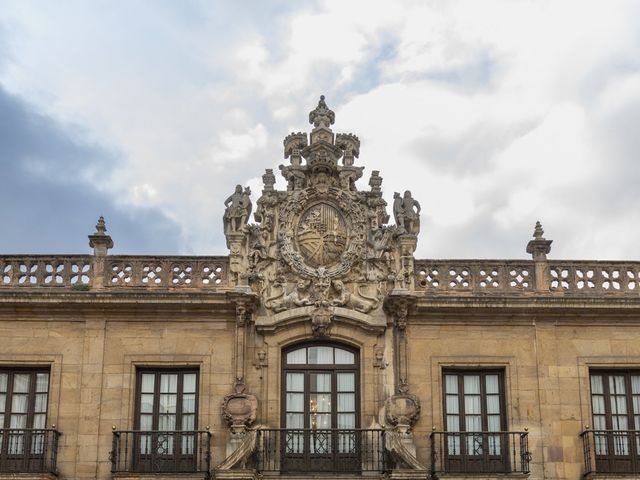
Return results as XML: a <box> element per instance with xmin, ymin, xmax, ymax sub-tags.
<box><xmin>254</xmin><ymin>428</ymin><xmax>387</xmax><ymax>473</ymax></box>
<box><xmin>581</xmin><ymin>429</ymin><xmax>640</xmax><ymax>474</ymax></box>
<box><xmin>110</xmin><ymin>430</ymin><xmax>212</xmax><ymax>477</ymax></box>
<box><xmin>0</xmin><ymin>428</ymin><xmax>60</xmax><ymax>474</ymax></box>
<box><xmin>430</xmin><ymin>431</ymin><xmax>530</xmax><ymax>475</ymax></box>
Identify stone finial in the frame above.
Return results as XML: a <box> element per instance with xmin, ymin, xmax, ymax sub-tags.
<box><xmin>262</xmin><ymin>169</ymin><xmax>276</xmax><ymax>191</ymax></box>
<box><xmin>526</xmin><ymin>220</ymin><xmax>552</xmax><ymax>261</ymax></box>
<box><xmin>88</xmin><ymin>216</ymin><xmax>113</xmax><ymax>256</ymax></box>
<box><xmin>309</xmin><ymin>95</ymin><xmax>335</xmax><ymax>129</ymax></box>
<box><xmin>369</xmin><ymin>170</ymin><xmax>382</xmax><ymax>193</ymax></box>
<box><xmin>533</xmin><ymin>220</ymin><xmax>544</xmax><ymax>240</ymax></box>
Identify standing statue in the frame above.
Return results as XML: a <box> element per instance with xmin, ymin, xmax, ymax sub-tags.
<box><xmin>224</xmin><ymin>185</ymin><xmax>252</xmax><ymax>234</ymax></box>
<box><xmin>393</xmin><ymin>191</ymin><xmax>421</xmax><ymax>235</ymax></box>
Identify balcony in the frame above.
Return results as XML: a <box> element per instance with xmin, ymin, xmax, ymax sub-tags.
<box><xmin>110</xmin><ymin>430</ymin><xmax>212</xmax><ymax>478</ymax></box>
<box><xmin>0</xmin><ymin>428</ymin><xmax>61</xmax><ymax>476</ymax></box>
<box><xmin>581</xmin><ymin>429</ymin><xmax>640</xmax><ymax>475</ymax></box>
<box><xmin>253</xmin><ymin>428</ymin><xmax>388</xmax><ymax>474</ymax></box>
<box><xmin>430</xmin><ymin>431</ymin><xmax>530</xmax><ymax>477</ymax></box>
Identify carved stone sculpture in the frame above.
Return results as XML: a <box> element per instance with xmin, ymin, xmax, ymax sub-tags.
<box><xmin>393</xmin><ymin>191</ymin><xmax>421</xmax><ymax>235</ymax></box>
<box><xmin>224</xmin><ymin>185</ymin><xmax>252</xmax><ymax>234</ymax></box>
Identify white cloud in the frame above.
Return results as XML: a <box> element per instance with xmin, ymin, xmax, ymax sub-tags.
<box><xmin>1</xmin><ymin>0</ymin><xmax>639</xmax><ymax>259</ymax></box>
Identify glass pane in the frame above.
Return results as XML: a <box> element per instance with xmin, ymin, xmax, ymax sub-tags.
<box><xmin>613</xmin><ymin>415</ymin><xmax>628</xmax><ymax>430</ymax></box>
<box><xmin>286</xmin><ymin>430</ymin><xmax>304</xmax><ymax>453</ymax></box>
<box><xmin>160</xmin><ymin>394</ymin><xmax>176</xmax><ymax>413</ymax></box>
<box><xmin>613</xmin><ymin>396</ymin><xmax>628</xmax><ymax>415</ymax></box>
<box><xmin>485</xmin><ymin>375</ymin><xmax>499</xmax><ymax>394</ymax></box>
<box><xmin>183</xmin><ymin>373</ymin><xmax>196</xmax><ymax>393</ymax></box>
<box><xmin>487</xmin><ymin>414</ymin><xmax>501</xmax><ymax>432</ymax></box>
<box><xmin>310</xmin><ymin>373</ymin><xmax>331</xmax><ymax>392</ymax></box>
<box><xmin>10</xmin><ymin>414</ymin><xmax>26</xmax><ymax>428</ymax></box>
<box><xmin>12</xmin><ymin>394</ymin><xmax>28</xmax><ymax>413</ymax></box>
<box><xmin>36</xmin><ymin>373</ymin><xmax>49</xmax><ymax>393</ymax></box>
<box><xmin>446</xmin><ymin>415</ymin><xmax>460</xmax><ymax>431</ymax></box>
<box><xmin>590</xmin><ymin>375</ymin><xmax>603</xmax><ymax>394</ymax></box>
<box><xmin>141</xmin><ymin>374</ymin><xmax>155</xmax><ymax>393</ymax></box>
<box><xmin>13</xmin><ymin>374</ymin><xmax>29</xmax><ymax>393</ymax></box>
<box><xmin>487</xmin><ymin>394</ymin><xmax>500</xmax><ymax>414</ymax></box>
<box><xmin>335</xmin><ymin>348</ymin><xmax>355</xmax><ymax>364</ymax></box>
<box><xmin>183</xmin><ymin>393</ymin><xmax>196</xmax><ymax>413</ymax></box>
<box><xmin>337</xmin><ymin>413</ymin><xmax>355</xmax><ymax>429</ymax></box>
<box><xmin>35</xmin><ymin>393</ymin><xmax>48</xmax><ymax>412</ymax></box>
<box><xmin>140</xmin><ymin>394</ymin><xmax>154</xmax><ymax>413</ymax></box>
<box><xmin>634</xmin><ymin>396</ymin><xmax>640</xmax><ymax>416</ymax></box>
<box><xmin>287</xmin><ymin>348</ymin><xmax>307</xmax><ymax>364</ymax></box>
<box><xmin>337</xmin><ymin>373</ymin><xmax>354</xmax><ymax>392</ymax></box>
<box><xmin>337</xmin><ymin>393</ymin><xmax>355</xmax><ymax>412</ymax></box>
<box><xmin>445</xmin><ymin>375</ymin><xmax>458</xmax><ymax>394</ymax></box>
<box><xmin>593</xmin><ymin>414</ymin><xmax>606</xmax><ymax>430</ymax></box>
<box><xmin>140</xmin><ymin>414</ymin><xmax>152</xmax><ymax>430</ymax></box>
<box><xmin>308</xmin><ymin>346</ymin><xmax>333</xmax><ymax>364</ymax></box>
<box><xmin>286</xmin><ymin>413</ymin><xmax>303</xmax><ymax>428</ymax></box>
<box><xmin>182</xmin><ymin>433</ymin><xmax>195</xmax><ymax>455</ymax></box>
<box><xmin>466</xmin><ymin>415</ymin><xmax>481</xmax><ymax>432</ymax></box>
<box><xmin>0</xmin><ymin>373</ymin><xmax>7</xmax><ymax>392</ymax></box>
<box><xmin>286</xmin><ymin>373</ymin><xmax>304</xmax><ymax>392</ymax></box>
<box><xmin>182</xmin><ymin>413</ymin><xmax>195</xmax><ymax>430</ymax></box>
<box><xmin>158</xmin><ymin>433</ymin><xmax>174</xmax><ymax>455</ymax></box>
<box><xmin>464</xmin><ymin>375</ymin><xmax>480</xmax><ymax>394</ymax></box>
<box><xmin>158</xmin><ymin>414</ymin><xmax>176</xmax><ymax>430</ymax></box>
<box><xmin>139</xmin><ymin>433</ymin><xmax>152</xmax><ymax>454</ymax></box>
<box><xmin>311</xmin><ymin>413</ymin><xmax>331</xmax><ymax>429</ymax></box>
<box><xmin>611</xmin><ymin>375</ymin><xmax>626</xmax><ymax>394</ymax></box>
<box><xmin>464</xmin><ymin>395</ymin><xmax>481</xmax><ymax>415</ymax></box>
<box><xmin>286</xmin><ymin>393</ymin><xmax>304</xmax><ymax>412</ymax></box>
<box><xmin>632</xmin><ymin>376</ymin><xmax>640</xmax><ymax>394</ymax></box>
<box><xmin>0</xmin><ymin>394</ymin><xmax>5</xmax><ymax>412</ymax></box>
<box><xmin>446</xmin><ymin>394</ymin><xmax>459</xmax><ymax>414</ymax></box>
<box><xmin>592</xmin><ymin>395</ymin><xmax>605</xmax><ymax>415</ymax></box>
<box><xmin>310</xmin><ymin>393</ymin><xmax>331</xmax><ymax>412</ymax></box>
<box><xmin>310</xmin><ymin>429</ymin><xmax>331</xmax><ymax>453</ymax></box>
<box><xmin>33</xmin><ymin>413</ymin><xmax>46</xmax><ymax>429</ymax></box>
<box><xmin>160</xmin><ymin>374</ymin><xmax>178</xmax><ymax>393</ymax></box>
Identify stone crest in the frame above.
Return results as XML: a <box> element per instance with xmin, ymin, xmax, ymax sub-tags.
<box><xmin>223</xmin><ymin>96</ymin><xmax>423</xmax><ymax>321</ymax></box>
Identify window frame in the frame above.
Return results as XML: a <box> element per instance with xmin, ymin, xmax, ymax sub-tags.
<box><xmin>589</xmin><ymin>369</ymin><xmax>640</xmax><ymax>473</ymax></box>
<box><xmin>441</xmin><ymin>368</ymin><xmax>508</xmax><ymax>473</ymax></box>
<box><xmin>280</xmin><ymin>343</ymin><xmax>360</xmax><ymax>473</ymax></box>
<box><xmin>0</xmin><ymin>367</ymin><xmax>50</xmax><ymax>463</ymax></box>
<box><xmin>132</xmin><ymin>367</ymin><xmax>200</xmax><ymax>472</ymax></box>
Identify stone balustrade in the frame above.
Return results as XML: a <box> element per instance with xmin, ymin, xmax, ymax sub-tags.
<box><xmin>0</xmin><ymin>255</ymin><xmax>229</xmax><ymax>289</ymax></box>
<box><xmin>2</xmin><ymin>255</ymin><xmax>640</xmax><ymax>296</ymax></box>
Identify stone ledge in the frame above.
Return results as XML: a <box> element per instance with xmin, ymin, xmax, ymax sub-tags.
<box><xmin>432</xmin><ymin>474</ymin><xmax>529</xmax><ymax>480</ymax></box>
<box><xmin>0</xmin><ymin>474</ymin><xmax>58</xmax><ymax>480</ymax></box>
<box><xmin>113</xmin><ymin>474</ymin><xmax>208</xmax><ymax>480</ymax></box>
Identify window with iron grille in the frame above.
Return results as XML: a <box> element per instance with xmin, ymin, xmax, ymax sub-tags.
<box><xmin>134</xmin><ymin>369</ymin><xmax>198</xmax><ymax>471</ymax></box>
<box><xmin>0</xmin><ymin>368</ymin><xmax>50</xmax><ymax>457</ymax></box>
<box><xmin>442</xmin><ymin>370</ymin><xmax>507</xmax><ymax>473</ymax></box>
<box><xmin>590</xmin><ymin>371</ymin><xmax>640</xmax><ymax>473</ymax></box>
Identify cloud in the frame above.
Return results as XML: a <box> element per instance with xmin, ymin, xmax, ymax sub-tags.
<box><xmin>0</xmin><ymin>85</ymin><xmax>182</xmax><ymax>254</ymax></box>
<box><xmin>1</xmin><ymin>0</ymin><xmax>639</xmax><ymax>260</ymax></box>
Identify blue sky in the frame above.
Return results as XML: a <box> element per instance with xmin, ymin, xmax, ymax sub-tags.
<box><xmin>1</xmin><ymin>0</ymin><xmax>640</xmax><ymax>259</ymax></box>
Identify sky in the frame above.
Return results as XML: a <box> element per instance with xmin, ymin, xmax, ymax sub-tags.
<box><xmin>1</xmin><ymin>0</ymin><xmax>639</xmax><ymax>260</ymax></box>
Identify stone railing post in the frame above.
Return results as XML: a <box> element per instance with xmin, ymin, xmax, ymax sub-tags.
<box><xmin>526</xmin><ymin>221</ymin><xmax>552</xmax><ymax>292</ymax></box>
<box><xmin>88</xmin><ymin>216</ymin><xmax>113</xmax><ymax>290</ymax></box>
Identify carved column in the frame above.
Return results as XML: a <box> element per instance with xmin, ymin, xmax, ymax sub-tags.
<box><xmin>526</xmin><ymin>221</ymin><xmax>553</xmax><ymax>292</ymax></box>
<box><xmin>87</xmin><ymin>216</ymin><xmax>113</xmax><ymax>290</ymax></box>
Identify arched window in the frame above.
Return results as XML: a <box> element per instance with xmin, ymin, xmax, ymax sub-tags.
<box><xmin>281</xmin><ymin>343</ymin><xmax>359</xmax><ymax>472</ymax></box>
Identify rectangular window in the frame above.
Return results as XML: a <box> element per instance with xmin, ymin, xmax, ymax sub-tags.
<box><xmin>134</xmin><ymin>369</ymin><xmax>198</xmax><ymax>471</ymax></box>
<box><xmin>442</xmin><ymin>370</ymin><xmax>507</xmax><ymax>473</ymax></box>
<box><xmin>0</xmin><ymin>368</ymin><xmax>49</xmax><ymax>457</ymax></box>
<box><xmin>590</xmin><ymin>371</ymin><xmax>640</xmax><ymax>473</ymax></box>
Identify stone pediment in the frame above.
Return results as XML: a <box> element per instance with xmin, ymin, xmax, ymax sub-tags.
<box><xmin>223</xmin><ymin>96</ymin><xmax>422</xmax><ymax>333</ymax></box>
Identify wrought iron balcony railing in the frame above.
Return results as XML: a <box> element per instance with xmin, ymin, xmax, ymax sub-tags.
<box><xmin>0</xmin><ymin>428</ymin><xmax>61</xmax><ymax>475</ymax></box>
<box><xmin>581</xmin><ymin>429</ymin><xmax>640</xmax><ymax>475</ymax></box>
<box><xmin>110</xmin><ymin>430</ymin><xmax>212</xmax><ymax>477</ymax></box>
<box><xmin>254</xmin><ymin>428</ymin><xmax>388</xmax><ymax>473</ymax></box>
<box><xmin>430</xmin><ymin>431</ymin><xmax>530</xmax><ymax>475</ymax></box>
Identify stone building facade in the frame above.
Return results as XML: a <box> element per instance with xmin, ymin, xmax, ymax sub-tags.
<box><xmin>1</xmin><ymin>97</ymin><xmax>640</xmax><ymax>480</ymax></box>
